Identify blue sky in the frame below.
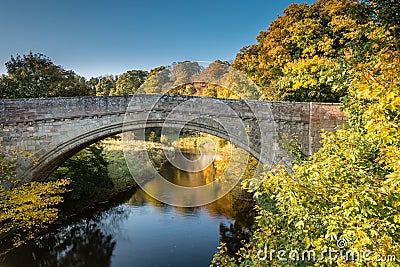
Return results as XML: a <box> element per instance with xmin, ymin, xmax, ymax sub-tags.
<box><xmin>0</xmin><ymin>0</ymin><xmax>314</xmax><ymax>78</ymax></box>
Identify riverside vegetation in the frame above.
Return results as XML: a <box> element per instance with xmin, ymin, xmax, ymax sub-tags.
<box><xmin>0</xmin><ymin>0</ymin><xmax>399</xmax><ymax>265</ymax></box>
<box><xmin>211</xmin><ymin>0</ymin><xmax>400</xmax><ymax>266</ymax></box>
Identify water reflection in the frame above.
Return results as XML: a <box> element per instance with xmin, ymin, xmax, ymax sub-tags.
<box><xmin>1</xmin><ymin>150</ymin><xmax>254</xmax><ymax>267</ymax></box>
<box><xmin>1</xmin><ymin>206</ymin><xmax>128</xmax><ymax>267</ymax></box>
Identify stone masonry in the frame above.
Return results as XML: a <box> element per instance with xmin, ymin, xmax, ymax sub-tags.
<box><xmin>0</xmin><ymin>95</ymin><xmax>346</xmax><ymax>186</ymax></box>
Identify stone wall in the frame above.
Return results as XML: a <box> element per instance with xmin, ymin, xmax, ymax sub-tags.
<box><xmin>309</xmin><ymin>103</ymin><xmax>347</xmax><ymax>154</ymax></box>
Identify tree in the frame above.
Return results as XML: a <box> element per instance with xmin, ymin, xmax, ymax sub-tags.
<box><xmin>112</xmin><ymin>70</ymin><xmax>148</xmax><ymax>95</ymax></box>
<box><xmin>213</xmin><ymin>0</ymin><xmax>399</xmax><ymax>265</ymax></box>
<box><xmin>275</xmin><ymin>56</ymin><xmax>351</xmax><ymax>102</ymax></box>
<box><xmin>0</xmin><ymin>149</ymin><xmax>70</xmax><ymax>252</ymax></box>
<box><xmin>87</xmin><ymin>77</ymin><xmax>100</xmax><ymax>95</ymax></box>
<box><xmin>50</xmin><ymin>142</ymin><xmax>113</xmax><ymax>200</ymax></box>
<box><xmin>361</xmin><ymin>0</ymin><xmax>400</xmax><ymax>45</ymax></box>
<box><xmin>233</xmin><ymin>0</ymin><xmax>372</xmax><ymax>101</ymax></box>
<box><xmin>222</xmin><ymin>66</ymin><xmax>261</xmax><ymax>100</ymax></box>
<box><xmin>213</xmin><ymin>19</ymin><xmax>400</xmax><ymax>267</ymax></box>
<box><xmin>214</xmin><ymin>50</ymin><xmax>400</xmax><ymax>267</ymax></box>
<box><xmin>0</xmin><ymin>52</ymin><xmax>91</xmax><ymax>98</ymax></box>
<box><xmin>147</xmin><ymin>66</ymin><xmax>166</xmax><ymax>79</ymax></box>
<box><xmin>169</xmin><ymin>61</ymin><xmax>203</xmax><ymax>95</ymax></box>
<box><xmin>195</xmin><ymin>60</ymin><xmax>229</xmax><ymax>97</ymax></box>
<box><xmin>148</xmin><ymin>131</ymin><xmax>157</xmax><ymax>142</ymax></box>
<box><xmin>94</xmin><ymin>75</ymin><xmax>116</xmax><ymax>96</ymax></box>
<box><xmin>139</xmin><ymin>66</ymin><xmax>171</xmax><ymax>94</ymax></box>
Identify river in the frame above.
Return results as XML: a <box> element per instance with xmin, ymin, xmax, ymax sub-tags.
<box><xmin>1</xmin><ymin>150</ymin><xmax>254</xmax><ymax>267</ymax></box>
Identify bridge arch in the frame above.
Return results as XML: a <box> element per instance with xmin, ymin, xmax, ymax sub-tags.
<box><xmin>25</xmin><ymin>119</ymin><xmax>262</xmax><ymax>184</ymax></box>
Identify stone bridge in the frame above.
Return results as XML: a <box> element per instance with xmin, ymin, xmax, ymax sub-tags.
<box><xmin>0</xmin><ymin>95</ymin><xmax>346</xmax><ymax>186</ymax></box>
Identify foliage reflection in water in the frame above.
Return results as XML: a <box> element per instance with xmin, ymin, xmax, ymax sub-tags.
<box><xmin>1</xmin><ymin>151</ymin><xmax>254</xmax><ymax>267</ymax></box>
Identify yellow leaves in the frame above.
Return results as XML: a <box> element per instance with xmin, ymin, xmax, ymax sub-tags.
<box><xmin>383</xmin><ymin>172</ymin><xmax>400</xmax><ymax>192</ymax></box>
<box><xmin>239</xmin><ymin>87</ymin><xmax>400</xmax><ymax>263</ymax></box>
<box><xmin>317</xmin><ymin>36</ymin><xmax>335</xmax><ymax>56</ymax></box>
<box><xmin>295</xmin><ymin>220</ymin><xmax>305</xmax><ymax>229</ymax></box>
<box><xmin>349</xmin><ymin>50</ymin><xmax>400</xmax><ymax>173</ymax></box>
<box><xmin>216</xmin><ymin>1</ymin><xmax>400</xmax><ymax>265</ymax></box>
<box><xmin>0</xmin><ymin>179</ymin><xmax>71</xmax><ymax>248</ymax></box>
<box><xmin>329</xmin><ymin>15</ymin><xmax>357</xmax><ymax>34</ymax></box>
<box><xmin>276</xmin><ymin>55</ymin><xmax>348</xmax><ymax>101</ymax></box>
<box><xmin>232</xmin><ymin>0</ymin><xmax>374</xmax><ymax>104</ymax></box>
<box><xmin>253</xmin><ymin>191</ymin><xmax>263</xmax><ymax>199</ymax></box>
<box><xmin>394</xmin><ymin>215</ymin><xmax>400</xmax><ymax>224</ymax></box>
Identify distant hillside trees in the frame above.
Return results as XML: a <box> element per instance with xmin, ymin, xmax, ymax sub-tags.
<box><xmin>94</xmin><ymin>75</ymin><xmax>117</xmax><ymax>96</ymax></box>
<box><xmin>0</xmin><ymin>52</ymin><xmax>151</xmax><ymax>99</ymax></box>
<box><xmin>93</xmin><ymin>70</ymin><xmax>148</xmax><ymax>96</ymax></box>
<box><xmin>139</xmin><ymin>60</ymin><xmax>261</xmax><ymax>100</ymax></box>
<box><xmin>87</xmin><ymin>69</ymin><xmax>153</xmax><ymax>96</ymax></box>
<box><xmin>113</xmin><ymin>70</ymin><xmax>148</xmax><ymax>96</ymax></box>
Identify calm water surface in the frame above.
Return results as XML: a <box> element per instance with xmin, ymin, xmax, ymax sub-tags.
<box><xmin>1</xmin><ymin>151</ymin><xmax>254</xmax><ymax>267</ymax></box>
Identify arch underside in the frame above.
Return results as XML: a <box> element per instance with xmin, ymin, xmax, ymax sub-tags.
<box><xmin>23</xmin><ymin>120</ymin><xmax>263</xmax><ymax>183</ymax></box>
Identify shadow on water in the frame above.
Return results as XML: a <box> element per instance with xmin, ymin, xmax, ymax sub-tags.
<box><xmin>1</xmin><ymin>206</ymin><xmax>127</xmax><ymax>267</ymax></box>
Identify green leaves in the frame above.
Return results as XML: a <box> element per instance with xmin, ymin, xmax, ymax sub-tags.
<box><xmin>0</xmin><ymin>52</ymin><xmax>91</xmax><ymax>98</ymax></box>
<box><xmin>113</xmin><ymin>70</ymin><xmax>148</xmax><ymax>96</ymax></box>
<box><xmin>50</xmin><ymin>142</ymin><xmax>113</xmax><ymax>200</ymax></box>
<box><xmin>95</xmin><ymin>75</ymin><xmax>116</xmax><ymax>96</ymax></box>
